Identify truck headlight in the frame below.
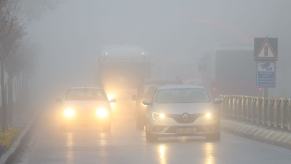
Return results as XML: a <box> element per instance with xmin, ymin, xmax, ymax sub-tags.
<box><xmin>152</xmin><ymin>112</ymin><xmax>166</xmax><ymax>121</ymax></box>
<box><xmin>63</xmin><ymin>107</ymin><xmax>76</xmax><ymax>119</ymax></box>
<box><xmin>96</xmin><ymin>107</ymin><xmax>109</xmax><ymax>119</ymax></box>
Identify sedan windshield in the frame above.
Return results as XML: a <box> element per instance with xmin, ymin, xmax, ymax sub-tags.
<box><xmin>154</xmin><ymin>88</ymin><xmax>210</xmax><ymax>103</ymax></box>
<box><xmin>65</xmin><ymin>88</ymin><xmax>107</xmax><ymax>100</ymax></box>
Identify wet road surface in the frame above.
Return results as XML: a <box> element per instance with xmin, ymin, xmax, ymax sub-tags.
<box><xmin>12</xmin><ymin>103</ymin><xmax>291</xmax><ymax>164</ymax></box>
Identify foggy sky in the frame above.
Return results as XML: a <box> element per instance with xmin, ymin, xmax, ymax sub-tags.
<box><xmin>24</xmin><ymin>0</ymin><xmax>291</xmax><ymax>97</ymax></box>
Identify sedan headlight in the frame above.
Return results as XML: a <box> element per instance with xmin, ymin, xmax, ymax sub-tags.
<box><xmin>96</xmin><ymin>107</ymin><xmax>109</xmax><ymax>119</ymax></box>
<box><xmin>152</xmin><ymin>112</ymin><xmax>166</xmax><ymax>121</ymax></box>
<box><xmin>63</xmin><ymin>107</ymin><xmax>76</xmax><ymax>119</ymax></box>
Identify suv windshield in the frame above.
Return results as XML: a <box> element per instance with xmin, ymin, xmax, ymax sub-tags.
<box><xmin>65</xmin><ymin>88</ymin><xmax>107</xmax><ymax>100</ymax></box>
<box><xmin>154</xmin><ymin>88</ymin><xmax>210</xmax><ymax>103</ymax></box>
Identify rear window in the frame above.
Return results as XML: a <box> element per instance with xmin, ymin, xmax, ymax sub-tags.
<box><xmin>65</xmin><ymin>88</ymin><xmax>107</xmax><ymax>100</ymax></box>
<box><xmin>154</xmin><ymin>88</ymin><xmax>210</xmax><ymax>103</ymax></box>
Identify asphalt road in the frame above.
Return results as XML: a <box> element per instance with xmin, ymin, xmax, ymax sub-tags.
<box><xmin>12</xmin><ymin>102</ymin><xmax>291</xmax><ymax>164</ymax></box>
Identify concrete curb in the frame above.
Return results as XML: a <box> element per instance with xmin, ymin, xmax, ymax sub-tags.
<box><xmin>222</xmin><ymin>119</ymin><xmax>291</xmax><ymax>149</ymax></box>
<box><xmin>0</xmin><ymin>114</ymin><xmax>37</xmax><ymax>164</ymax></box>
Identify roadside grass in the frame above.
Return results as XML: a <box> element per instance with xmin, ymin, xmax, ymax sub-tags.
<box><xmin>0</xmin><ymin>129</ymin><xmax>19</xmax><ymax>152</ymax></box>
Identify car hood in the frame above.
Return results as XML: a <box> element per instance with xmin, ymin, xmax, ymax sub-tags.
<box><xmin>63</xmin><ymin>100</ymin><xmax>109</xmax><ymax>109</ymax></box>
<box><xmin>152</xmin><ymin>102</ymin><xmax>213</xmax><ymax>114</ymax></box>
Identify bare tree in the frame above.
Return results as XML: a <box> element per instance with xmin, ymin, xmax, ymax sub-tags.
<box><xmin>0</xmin><ymin>0</ymin><xmax>24</xmax><ymax>131</ymax></box>
<box><xmin>0</xmin><ymin>0</ymin><xmax>58</xmax><ymax>131</ymax></box>
<box><xmin>17</xmin><ymin>0</ymin><xmax>60</xmax><ymax>21</ymax></box>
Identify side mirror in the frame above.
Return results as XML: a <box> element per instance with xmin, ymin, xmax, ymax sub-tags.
<box><xmin>142</xmin><ymin>100</ymin><xmax>152</xmax><ymax>106</ymax></box>
<box><xmin>214</xmin><ymin>97</ymin><xmax>223</xmax><ymax>104</ymax></box>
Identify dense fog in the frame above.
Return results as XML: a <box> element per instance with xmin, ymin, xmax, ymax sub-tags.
<box><xmin>1</xmin><ymin>1</ymin><xmax>291</xmax><ymax>164</ymax></box>
<box><xmin>19</xmin><ymin>0</ymin><xmax>291</xmax><ymax>98</ymax></box>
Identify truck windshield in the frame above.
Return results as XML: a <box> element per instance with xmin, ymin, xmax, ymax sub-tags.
<box><xmin>65</xmin><ymin>89</ymin><xmax>107</xmax><ymax>100</ymax></box>
<box><xmin>154</xmin><ymin>88</ymin><xmax>210</xmax><ymax>103</ymax></box>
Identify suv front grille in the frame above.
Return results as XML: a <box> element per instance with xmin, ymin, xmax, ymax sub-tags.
<box><xmin>168</xmin><ymin>113</ymin><xmax>201</xmax><ymax>123</ymax></box>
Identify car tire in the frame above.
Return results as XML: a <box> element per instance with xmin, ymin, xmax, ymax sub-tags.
<box><xmin>206</xmin><ymin>132</ymin><xmax>220</xmax><ymax>142</ymax></box>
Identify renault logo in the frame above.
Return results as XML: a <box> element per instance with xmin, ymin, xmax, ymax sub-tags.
<box><xmin>182</xmin><ymin>113</ymin><xmax>190</xmax><ymax>119</ymax></box>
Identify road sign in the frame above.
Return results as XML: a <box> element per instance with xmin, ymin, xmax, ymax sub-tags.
<box><xmin>256</xmin><ymin>61</ymin><xmax>276</xmax><ymax>88</ymax></box>
<box><xmin>254</xmin><ymin>38</ymin><xmax>278</xmax><ymax>61</ymax></box>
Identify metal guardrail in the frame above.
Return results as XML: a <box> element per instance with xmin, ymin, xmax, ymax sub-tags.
<box><xmin>221</xmin><ymin>95</ymin><xmax>291</xmax><ymax>131</ymax></box>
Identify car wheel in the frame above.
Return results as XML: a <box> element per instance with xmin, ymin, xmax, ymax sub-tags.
<box><xmin>206</xmin><ymin>132</ymin><xmax>220</xmax><ymax>142</ymax></box>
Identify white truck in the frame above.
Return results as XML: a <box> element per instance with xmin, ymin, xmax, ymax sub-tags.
<box><xmin>97</xmin><ymin>46</ymin><xmax>150</xmax><ymax>116</ymax></box>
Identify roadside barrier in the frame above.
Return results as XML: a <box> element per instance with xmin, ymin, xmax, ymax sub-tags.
<box><xmin>221</xmin><ymin>95</ymin><xmax>291</xmax><ymax>131</ymax></box>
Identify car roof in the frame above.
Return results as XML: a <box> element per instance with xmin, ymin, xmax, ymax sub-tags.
<box><xmin>157</xmin><ymin>84</ymin><xmax>205</xmax><ymax>90</ymax></box>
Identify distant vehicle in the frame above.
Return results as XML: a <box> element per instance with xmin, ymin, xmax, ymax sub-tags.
<box><xmin>97</xmin><ymin>47</ymin><xmax>151</xmax><ymax>121</ymax></box>
<box><xmin>58</xmin><ymin>87</ymin><xmax>115</xmax><ymax>132</ymax></box>
<box><xmin>199</xmin><ymin>48</ymin><xmax>259</xmax><ymax>97</ymax></box>
<box><xmin>98</xmin><ymin>46</ymin><xmax>150</xmax><ymax>101</ymax></box>
<box><xmin>143</xmin><ymin>85</ymin><xmax>221</xmax><ymax>142</ymax></box>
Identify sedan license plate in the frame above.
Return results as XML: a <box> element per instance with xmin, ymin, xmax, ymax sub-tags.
<box><xmin>176</xmin><ymin>127</ymin><xmax>194</xmax><ymax>134</ymax></box>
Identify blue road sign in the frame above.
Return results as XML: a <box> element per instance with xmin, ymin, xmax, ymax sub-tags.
<box><xmin>256</xmin><ymin>61</ymin><xmax>276</xmax><ymax>88</ymax></box>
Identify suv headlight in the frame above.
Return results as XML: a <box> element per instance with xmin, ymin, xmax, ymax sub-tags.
<box><xmin>152</xmin><ymin>112</ymin><xmax>166</xmax><ymax>121</ymax></box>
<box><xmin>96</xmin><ymin>107</ymin><xmax>109</xmax><ymax>119</ymax></box>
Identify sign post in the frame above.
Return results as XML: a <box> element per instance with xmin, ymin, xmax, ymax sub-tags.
<box><xmin>254</xmin><ymin>37</ymin><xmax>278</xmax><ymax>98</ymax></box>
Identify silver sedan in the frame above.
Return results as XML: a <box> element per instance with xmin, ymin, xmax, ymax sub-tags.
<box><xmin>144</xmin><ymin>85</ymin><xmax>221</xmax><ymax>142</ymax></box>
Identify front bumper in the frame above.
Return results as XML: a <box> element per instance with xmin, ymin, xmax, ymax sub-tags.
<box><xmin>146</xmin><ymin>113</ymin><xmax>220</xmax><ymax>136</ymax></box>
<box><xmin>59</xmin><ymin>113</ymin><xmax>111</xmax><ymax>127</ymax></box>
<box><xmin>148</xmin><ymin>125</ymin><xmax>219</xmax><ymax>136</ymax></box>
